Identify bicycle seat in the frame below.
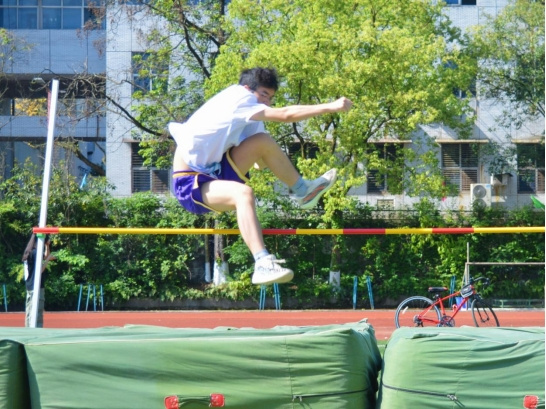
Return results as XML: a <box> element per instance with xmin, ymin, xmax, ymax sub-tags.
<box><xmin>428</xmin><ymin>286</ymin><xmax>448</xmax><ymax>294</ymax></box>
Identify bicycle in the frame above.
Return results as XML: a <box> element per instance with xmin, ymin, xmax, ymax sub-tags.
<box><xmin>394</xmin><ymin>276</ymin><xmax>500</xmax><ymax>328</ymax></box>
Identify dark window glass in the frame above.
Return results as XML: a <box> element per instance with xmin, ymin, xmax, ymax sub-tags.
<box><xmin>43</xmin><ymin>7</ymin><xmax>61</xmax><ymax>28</ymax></box>
<box><xmin>131</xmin><ymin>143</ymin><xmax>169</xmax><ymax>193</ymax></box>
<box><xmin>84</xmin><ymin>6</ymin><xmax>104</xmax><ymax>28</ymax></box>
<box><xmin>441</xmin><ymin>143</ymin><xmax>479</xmax><ymax>193</ymax></box>
<box><xmin>0</xmin><ymin>8</ymin><xmax>17</xmax><ymax>28</ymax></box>
<box><xmin>62</xmin><ymin>7</ymin><xmax>80</xmax><ymax>28</ymax></box>
<box><xmin>132</xmin><ymin>52</ymin><xmax>169</xmax><ymax>95</ymax></box>
<box><xmin>367</xmin><ymin>144</ymin><xmax>402</xmax><ymax>194</ymax></box>
<box><xmin>441</xmin><ymin>144</ymin><xmax>459</xmax><ymax>167</ymax></box>
<box><xmin>517</xmin><ymin>144</ymin><xmax>545</xmax><ymax>194</ymax></box>
<box><xmin>0</xmin><ymin>0</ymin><xmax>105</xmax><ymax>29</ymax></box>
<box><xmin>18</xmin><ymin>7</ymin><xmax>37</xmax><ymax>28</ymax></box>
<box><xmin>151</xmin><ymin>169</ymin><xmax>169</xmax><ymax>194</ymax></box>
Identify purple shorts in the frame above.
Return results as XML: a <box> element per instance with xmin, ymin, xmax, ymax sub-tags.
<box><xmin>172</xmin><ymin>150</ymin><xmax>250</xmax><ymax>214</ymax></box>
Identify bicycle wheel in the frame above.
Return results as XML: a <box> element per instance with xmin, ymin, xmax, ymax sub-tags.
<box><xmin>471</xmin><ymin>298</ymin><xmax>500</xmax><ymax>327</ymax></box>
<box><xmin>395</xmin><ymin>296</ymin><xmax>441</xmax><ymax>328</ymax></box>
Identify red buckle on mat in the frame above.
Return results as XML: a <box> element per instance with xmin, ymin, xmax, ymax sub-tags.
<box><xmin>164</xmin><ymin>396</ymin><xmax>179</xmax><ymax>409</ymax></box>
<box><xmin>164</xmin><ymin>394</ymin><xmax>225</xmax><ymax>408</ymax></box>
<box><xmin>524</xmin><ymin>395</ymin><xmax>539</xmax><ymax>409</ymax></box>
<box><xmin>210</xmin><ymin>394</ymin><xmax>225</xmax><ymax>407</ymax></box>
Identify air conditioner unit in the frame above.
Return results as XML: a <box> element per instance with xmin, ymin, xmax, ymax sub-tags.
<box><xmin>471</xmin><ymin>183</ymin><xmax>492</xmax><ymax>207</ymax></box>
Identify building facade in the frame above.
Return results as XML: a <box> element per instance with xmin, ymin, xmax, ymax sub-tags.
<box><xmin>0</xmin><ymin>0</ymin><xmax>106</xmax><ymax>184</ymax></box>
<box><xmin>2</xmin><ymin>0</ymin><xmax>544</xmax><ymax>209</ymax></box>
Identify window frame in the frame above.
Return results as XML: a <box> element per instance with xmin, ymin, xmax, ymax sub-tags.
<box><xmin>130</xmin><ymin>142</ymin><xmax>170</xmax><ymax>194</ymax></box>
<box><xmin>516</xmin><ymin>143</ymin><xmax>545</xmax><ymax>194</ymax></box>
<box><xmin>444</xmin><ymin>0</ymin><xmax>477</xmax><ymax>5</ymax></box>
<box><xmin>131</xmin><ymin>51</ymin><xmax>169</xmax><ymax>96</ymax></box>
<box><xmin>366</xmin><ymin>143</ymin><xmax>405</xmax><ymax>194</ymax></box>
<box><xmin>441</xmin><ymin>142</ymin><xmax>480</xmax><ymax>194</ymax></box>
<box><xmin>0</xmin><ymin>0</ymin><xmax>105</xmax><ymax>29</ymax></box>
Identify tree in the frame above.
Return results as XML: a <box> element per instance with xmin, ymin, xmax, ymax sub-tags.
<box><xmin>469</xmin><ymin>0</ymin><xmax>545</xmax><ymax>129</ymax></box>
<box><xmin>209</xmin><ymin>0</ymin><xmax>475</xmax><ymax>214</ymax></box>
<box><xmin>114</xmin><ymin>0</ymin><xmax>232</xmax><ymax>168</ymax></box>
<box><xmin>206</xmin><ymin>0</ymin><xmax>476</xmax><ymax>273</ymax></box>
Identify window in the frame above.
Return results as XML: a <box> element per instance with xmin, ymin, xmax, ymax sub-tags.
<box><xmin>444</xmin><ymin>0</ymin><xmax>476</xmax><ymax>5</ymax></box>
<box><xmin>517</xmin><ymin>144</ymin><xmax>545</xmax><ymax>194</ymax></box>
<box><xmin>131</xmin><ymin>143</ymin><xmax>169</xmax><ymax>194</ymax></box>
<box><xmin>444</xmin><ymin>61</ymin><xmax>476</xmax><ymax>99</ymax></box>
<box><xmin>367</xmin><ymin>144</ymin><xmax>403</xmax><ymax>194</ymax></box>
<box><xmin>442</xmin><ymin>143</ymin><xmax>478</xmax><ymax>193</ymax></box>
<box><xmin>132</xmin><ymin>52</ymin><xmax>169</xmax><ymax>95</ymax></box>
<box><xmin>0</xmin><ymin>0</ymin><xmax>105</xmax><ymax>29</ymax></box>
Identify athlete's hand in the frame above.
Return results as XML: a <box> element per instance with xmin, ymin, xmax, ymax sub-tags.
<box><xmin>330</xmin><ymin>97</ymin><xmax>353</xmax><ymax>113</ymax></box>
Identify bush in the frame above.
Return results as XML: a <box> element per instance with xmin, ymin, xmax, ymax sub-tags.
<box><xmin>0</xmin><ymin>162</ymin><xmax>543</xmax><ymax>310</ymax></box>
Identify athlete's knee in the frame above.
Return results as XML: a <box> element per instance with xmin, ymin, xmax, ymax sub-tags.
<box><xmin>236</xmin><ymin>184</ymin><xmax>256</xmax><ymax>205</ymax></box>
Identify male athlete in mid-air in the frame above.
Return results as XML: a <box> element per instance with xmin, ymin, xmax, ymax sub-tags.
<box><xmin>169</xmin><ymin>67</ymin><xmax>352</xmax><ymax>285</ymax></box>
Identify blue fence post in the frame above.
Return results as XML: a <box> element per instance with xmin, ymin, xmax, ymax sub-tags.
<box><xmin>259</xmin><ymin>285</ymin><xmax>266</xmax><ymax>310</ymax></box>
<box><xmin>77</xmin><ymin>284</ymin><xmax>83</xmax><ymax>311</ymax></box>
<box><xmin>85</xmin><ymin>284</ymin><xmax>92</xmax><ymax>311</ymax></box>
<box><xmin>273</xmin><ymin>283</ymin><xmax>281</xmax><ymax>310</ymax></box>
<box><xmin>353</xmin><ymin>276</ymin><xmax>358</xmax><ymax>310</ymax></box>
<box><xmin>100</xmin><ymin>284</ymin><xmax>104</xmax><ymax>311</ymax></box>
<box><xmin>2</xmin><ymin>284</ymin><xmax>7</xmax><ymax>312</ymax></box>
<box><xmin>93</xmin><ymin>284</ymin><xmax>97</xmax><ymax>311</ymax></box>
<box><xmin>366</xmin><ymin>276</ymin><xmax>375</xmax><ymax>310</ymax></box>
<box><xmin>259</xmin><ymin>284</ymin><xmax>281</xmax><ymax>310</ymax></box>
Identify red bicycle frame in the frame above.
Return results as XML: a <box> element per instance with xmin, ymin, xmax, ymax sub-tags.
<box><xmin>418</xmin><ymin>285</ymin><xmax>474</xmax><ymax>326</ymax></box>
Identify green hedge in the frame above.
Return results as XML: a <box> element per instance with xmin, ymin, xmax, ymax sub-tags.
<box><xmin>0</xmin><ymin>163</ymin><xmax>543</xmax><ymax>310</ymax></box>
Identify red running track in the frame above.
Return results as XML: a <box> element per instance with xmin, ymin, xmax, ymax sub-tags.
<box><xmin>0</xmin><ymin>309</ymin><xmax>543</xmax><ymax>339</ymax></box>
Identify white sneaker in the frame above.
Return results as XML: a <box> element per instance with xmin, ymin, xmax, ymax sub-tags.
<box><xmin>295</xmin><ymin>169</ymin><xmax>337</xmax><ymax>209</ymax></box>
<box><xmin>252</xmin><ymin>255</ymin><xmax>294</xmax><ymax>285</ymax></box>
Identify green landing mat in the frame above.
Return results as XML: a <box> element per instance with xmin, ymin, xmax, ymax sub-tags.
<box><xmin>0</xmin><ymin>320</ymin><xmax>381</xmax><ymax>409</ymax></box>
<box><xmin>378</xmin><ymin>326</ymin><xmax>545</xmax><ymax>409</ymax></box>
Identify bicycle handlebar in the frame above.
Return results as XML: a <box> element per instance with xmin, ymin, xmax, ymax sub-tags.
<box><xmin>469</xmin><ymin>276</ymin><xmax>491</xmax><ymax>287</ymax></box>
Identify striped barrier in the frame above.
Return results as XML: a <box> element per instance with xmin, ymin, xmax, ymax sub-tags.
<box><xmin>34</xmin><ymin>226</ymin><xmax>545</xmax><ymax>235</ymax></box>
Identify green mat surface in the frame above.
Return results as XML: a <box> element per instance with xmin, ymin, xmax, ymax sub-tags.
<box><xmin>1</xmin><ymin>321</ymin><xmax>381</xmax><ymax>409</ymax></box>
<box><xmin>378</xmin><ymin>326</ymin><xmax>545</xmax><ymax>409</ymax></box>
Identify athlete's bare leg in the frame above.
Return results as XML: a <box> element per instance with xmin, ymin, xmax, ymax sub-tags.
<box><xmin>200</xmin><ymin>180</ymin><xmax>265</xmax><ymax>255</ymax></box>
<box><xmin>229</xmin><ymin>133</ymin><xmax>300</xmax><ymax>186</ymax></box>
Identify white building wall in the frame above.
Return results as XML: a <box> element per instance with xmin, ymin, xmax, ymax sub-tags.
<box><xmin>105</xmin><ymin>5</ymin><xmax>162</xmax><ymax>196</ymax></box>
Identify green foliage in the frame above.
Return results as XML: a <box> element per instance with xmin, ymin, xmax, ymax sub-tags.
<box><xmin>468</xmin><ymin>0</ymin><xmax>545</xmax><ymax>127</ymax></box>
<box><xmin>128</xmin><ymin>0</ymin><xmax>477</xmax><ymax>207</ymax></box>
<box><xmin>127</xmin><ymin>0</ymin><xmax>229</xmax><ymax>167</ymax></box>
<box><xmin>210</xmin><ymin>0</ymin><xmax>475</xmax><ymax>215</ymax></box>
<box><xmin>0</xmin><ymin>161</ymin><xmax>543</xmax><ymax>310</ymax></box>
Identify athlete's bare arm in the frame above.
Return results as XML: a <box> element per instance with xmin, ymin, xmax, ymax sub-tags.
<box><xmin>250</xmin><ymin>97</ymin><xmax>352</xmax><ymax>123</ymax></box>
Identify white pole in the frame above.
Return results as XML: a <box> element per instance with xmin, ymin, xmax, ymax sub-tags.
<box><xmin>29</xmin><ymin>79</ymin><xmax>59</xmax><ymax>328</ymax></box>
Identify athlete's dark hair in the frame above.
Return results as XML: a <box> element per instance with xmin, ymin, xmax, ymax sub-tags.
<box><xmin>238</xmin><ymin>67</ymin><xmax>279</xmax><ymax>91</ymax></box>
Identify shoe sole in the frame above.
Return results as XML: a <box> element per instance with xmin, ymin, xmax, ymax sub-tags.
<box><xmin>252</xmin><ymin>271</ymin><xmax>294</xmax><ymax>285</ymax></box>
<box><xmin>299</xmin><ymin>170</ymin><xmax>337</xmax><ymax>210</ymax></box>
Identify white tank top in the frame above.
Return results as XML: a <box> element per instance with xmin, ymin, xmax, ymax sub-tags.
<box><xmin>169</xmin><ymin>85</ymin><xmax>267</xmax><ymax>173</ymax></box>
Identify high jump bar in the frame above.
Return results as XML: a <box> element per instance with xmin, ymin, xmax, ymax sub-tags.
<box><xmin>34</xmin><ymin>226</ymin><xmax>545</xmax><ymax>235</ymax></box>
